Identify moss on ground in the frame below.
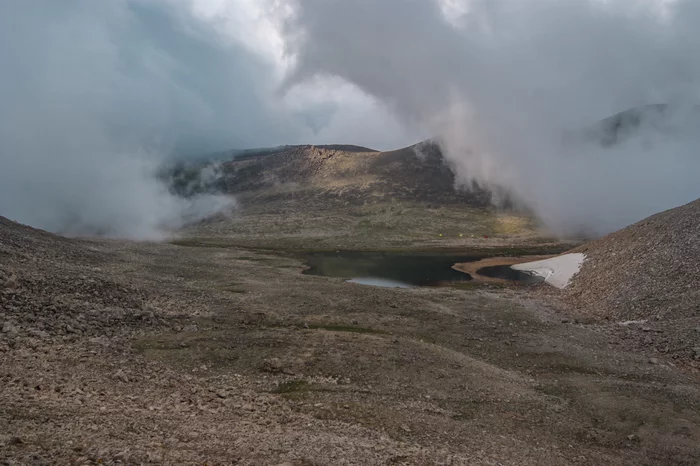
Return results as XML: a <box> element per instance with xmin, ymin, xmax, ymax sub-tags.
<box><xmin>306</xmin><ymin>324</ymin><xmax>387</xmax><ymax>335</ymax></box>
<box><xmin>272</xmin><ymin>379</ymin><xmax>309</xmax><ymax>394</ymax></box>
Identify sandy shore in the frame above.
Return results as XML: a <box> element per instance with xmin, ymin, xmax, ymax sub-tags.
<box><xmin>452</xmin><ymin>255</ymin><xmax>556</xmax><ymax>284</ymax></box>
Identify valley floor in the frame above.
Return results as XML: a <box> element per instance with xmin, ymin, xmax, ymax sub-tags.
<box><xmin>2</xmin><ymin>234</ymin><xmax>700</xmax><ymax>465</ymax></box>
<box><xmin>180</xmin><ymin>201</ymin><xmax>566</xmax><ymax>252</ymax></box>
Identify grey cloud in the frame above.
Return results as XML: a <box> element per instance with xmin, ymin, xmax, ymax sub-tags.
<box><xmin>284</xmin><ymin>0</ymin><xmax>700</xmax><ymax>236</ymax></box>
<box><xmin>0</xmin><ymin>0</ymin><xmax>417</xmax><ymax>239</ymax></box>
<box><xmin>0</xmin><ymin>0</ymin><xmax>299</xmax><ymax>238</ymax></box>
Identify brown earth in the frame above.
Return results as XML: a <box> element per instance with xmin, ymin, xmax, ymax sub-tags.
<box><xmin>2</xmin><ymin>215</ymin><xmax>700</xmax><ymax>465</ymax></box>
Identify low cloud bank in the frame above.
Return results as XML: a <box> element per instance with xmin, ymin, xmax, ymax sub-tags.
<box><xmin>0</xmin><ymin>1</ymin><xmax>261</xmax><ymax>238</ymax></box>
<box><xmin>284</xmin><ymin>0</ymin><xmax>700</xmax><ymax>236</ymax></box>
<box><xmin>5</xmin><ymin>0</ymin><xmax>700</xmax><ymax>239</ymax></box>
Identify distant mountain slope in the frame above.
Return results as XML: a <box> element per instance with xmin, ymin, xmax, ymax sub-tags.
<box><xmin>188</xmin><ymin>142</ymin><xmax>494</xmax><ymax>208</ymax></box>
<box><xmin>578</xmin><ymin>103</ymin><xmax>700</xmax><ymax>146</ymax></box>
<box><xmin>169</xmin><ymin>142</ymin><xmax>545</xmax><ymax>250</ymax></box>
<box><xmin>204</xmin><ymin>144</ymin><xmax>378</xmax><ymax>163</ymax></box>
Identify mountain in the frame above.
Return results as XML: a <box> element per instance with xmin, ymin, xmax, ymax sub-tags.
<box><xmin>172</xmin><ymin>141</ymin><xmax>494</xmax><ymax>207</ymax></box>
<box><xmin>577</xmin><ymin>103</ymin><xmax>700</xmax><ymax>147</ymax></box>
<box><xmin>168</xmin><ymin>142</ymin><xmax>546</xmax><ymax>250</ymax></box>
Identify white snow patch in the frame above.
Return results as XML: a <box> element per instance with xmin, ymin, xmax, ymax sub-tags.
<box><xmin>346</xmin><ymin>277</ymin><xmax>413</xmax><ymax>288</ymax></box>
<box><xmin>512</xmin><ymin>253</ymin><xmax>586</xmax><ymax>289</ymax></box>
<box><xmin>618</xmin><ymin>320</ymin><xmax>648</xmax><ymax>327</ymax></box>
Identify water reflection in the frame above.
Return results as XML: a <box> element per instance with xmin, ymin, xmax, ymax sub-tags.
<box><xmin>303</xmin><ymin>251</ymin><xmax>476</xmax><ymax>286</ymax></box>
<box><xmin>346</xmin><ymin>277</ymin><xmax>414</xmax><ymax>288</ymax></box>
<box><xmin>476</xmin><ymin>265</ymin><xmax>543</xmax><ymax>284</ymax></box>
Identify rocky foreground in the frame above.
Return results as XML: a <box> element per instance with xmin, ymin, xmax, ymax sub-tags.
<box><xmin>1</xmin><ymin>217</ymin><xmax>438</xmax><ymax>464</ymax></box>
<box><xmin>2</xmin><ymin>215</ymin><xmax>700</xmax><ymax>465</ymax></box>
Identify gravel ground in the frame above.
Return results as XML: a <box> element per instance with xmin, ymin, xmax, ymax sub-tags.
<box><xmin>3</xmin><ymin>215</ymin><xmax>700</xmax><ymax>465</ymax></box>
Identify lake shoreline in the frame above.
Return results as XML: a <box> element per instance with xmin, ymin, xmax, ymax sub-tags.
<box><xmin>452</xmin><ymin>255</ymin><xmax>557</xmax><ymax>284</ymax></box>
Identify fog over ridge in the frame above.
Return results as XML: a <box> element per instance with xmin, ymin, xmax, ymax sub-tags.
<box><xmin>2</xmin><ymin>0</ymin><xmax>699</xmax><ymax>238</ymax></box>
<box><xmin>283</xmin><ymin>0</ymin><xmax>700</xmax><ymax>235</ymax></box>
<box><xmin>0</xmin><ymin>0</ymin><xmax>408</xmax><ymax>239</ymax></box>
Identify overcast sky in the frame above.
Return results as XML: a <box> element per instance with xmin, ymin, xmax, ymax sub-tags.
<box><xmin>1</xmin><ymin>0</ymin><xmax>699</xmax><ymax>238</ymax></box>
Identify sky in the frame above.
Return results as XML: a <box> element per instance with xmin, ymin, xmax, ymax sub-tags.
<box><xmin>1</xmin><ymin>0</ymin><xmax>699</xmax><ymax>238</ymax></box>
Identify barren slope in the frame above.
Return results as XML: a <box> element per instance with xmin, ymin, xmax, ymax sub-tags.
<box><xmin>567</xmin><ymin>198</ymin><xmax>699</xmax><ymax>320</ymax></box>
<box><xmin>563</xmin><ymin>198</ymin><xmax>700</xmax><ymax>361</ymax></box>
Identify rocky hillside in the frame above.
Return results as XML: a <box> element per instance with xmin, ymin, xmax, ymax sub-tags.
<box><xmin>170</xmin><ymin>141</ymin><xmax>495</xmax><ymax>209</ymax></box>
<box><xmin>0</xmin><ymin>216</ymin><xmax>164</xmax><ymax>348</ymax></box>
<box><xmin>564</xmin><ymin>198</ymin><xmax>700</xmax><ymax>360</ymax></box>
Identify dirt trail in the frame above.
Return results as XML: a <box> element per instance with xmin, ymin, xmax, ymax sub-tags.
<box><xmin>2</xmin><ymin>219</ymin><xmax>699</xmax><ymax>465</ymax></box>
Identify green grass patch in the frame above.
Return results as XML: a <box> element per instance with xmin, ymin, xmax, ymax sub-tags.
<box><xmin>171</xmin><ymin>236</ymin><xmax>577</xmax><ymax>256</ymax></box>
<box><xmin>169</xmin><ymin>238</ymin><xmax>231</xmax><ymax>248</ymax></box>
<box><xmin>216</xmin><ymin>282</ymin><xmax>247</xmax><ymax>294</ymax></box>
<box><xmin>415</xmin><ymin>335</ymin><xmax>438</xmax><ymax>345</ymax></box>
<box><xmin>448</xmin><ymin>282</ymin><xmax>506</xmax><ymax>291</ymax></box>
<box><xmin>219</xmin><ymin>286</ymin><xmax>246</xmax><ymax>294</ymax></box>
<box><xmin>272</xmin><ymin>379</ymin><xmax>309</xmax><ymax>394</ymax></box>
<box><xmin>235</xmin><ymin>255</ymin><xmax>272</xmax><ymax>261</ymax></box>
<box><xmin>306</xmin><ymin>324</ymin><xmax>388</xmax><ymax>335</ymax></box>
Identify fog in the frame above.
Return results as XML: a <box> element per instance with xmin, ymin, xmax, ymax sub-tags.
<box><xmin>283</xmin><ymin>0</ymin><xmax>700</xmax><ymax>235</ymax></box>
<box><xmin>2</xmin><ymin>0</ymin><xmax>700</xmax><ymax>239</ymax></box>
<box><xmin>0</xmin><ymin>0</ymin><xmax>409</xmax><ymax>239</ymax></box>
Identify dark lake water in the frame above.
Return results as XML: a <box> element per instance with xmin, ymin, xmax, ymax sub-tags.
<box><xmin>303</xmin><ymin>251</ymin><xmax>544</xmax><ymax>288</ymax></box>
<box><xmin>303</xmin><ymin>251</ymin><xmax>479</xmax><ymax>287</ymax></box>
<box><xmin>476</xmin><ymin>265</ymin><xmax>544</xmax><ymax>284</ymax></box>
